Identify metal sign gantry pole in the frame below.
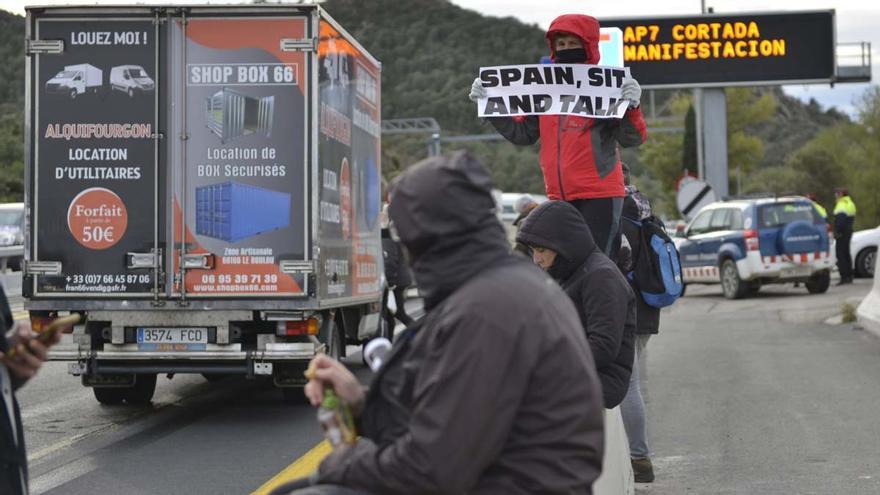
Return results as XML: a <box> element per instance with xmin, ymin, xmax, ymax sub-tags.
<box><xmin>693</xmin><ymin>2</ymin><xmax>729</xmax><ymax>197</ymax></box>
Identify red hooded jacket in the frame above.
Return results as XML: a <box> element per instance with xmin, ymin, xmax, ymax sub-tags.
<box><xmin>490</xmin><ymin>14</ymin><xmax>648</xmax><ymax>200</ymax></box>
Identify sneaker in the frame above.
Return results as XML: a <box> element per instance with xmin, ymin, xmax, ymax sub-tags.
<box><xmin>632</xmin><ymin>458</ymin><xmax>655</xmax><ymax>483</ymax></box>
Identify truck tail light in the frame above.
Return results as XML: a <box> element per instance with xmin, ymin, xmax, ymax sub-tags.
<box><xmin>277</xmin><ymin>318</ymin><xmax>319</xmax><ymax>336</ymax></box>
<box><xmin>744</xmin><ymin>229</ymin><xmax>760</xmax><ymax>251</ymax></box>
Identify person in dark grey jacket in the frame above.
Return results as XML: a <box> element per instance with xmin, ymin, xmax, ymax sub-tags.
<box><xmin>517</xmin><ymin>200</ymin><xmax>635</xmax><ymax>408</ymax></box>
<box><xmin>285</xmin><ymin>151</ymin><xmax>605</xmax><ymax>495</ymax></box>
<box><xmin>381</xmin><ymin>203</ymin><xmax>414</xmax><ymax>335</ymax></box>
<box><xmin>618</xmin><ymin>164</ymin><xmax>661</xmax><ymax>482</ymax></box>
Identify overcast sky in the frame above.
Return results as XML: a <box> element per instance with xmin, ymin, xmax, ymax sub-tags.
<box><xmin>1</xmin><ymin>0</ymin><xmax>876</xmax><ymax>116</ymax></box>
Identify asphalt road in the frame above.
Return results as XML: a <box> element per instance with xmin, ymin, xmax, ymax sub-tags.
<box><xmin>6</xmin><ymin>272</ymin><xmax>880</xmax><ymax>494</ymax></box>
<box><xmin>638</xmin><ymin>278</ymin><xmax>879</xmax><ymax>494</ymax></box>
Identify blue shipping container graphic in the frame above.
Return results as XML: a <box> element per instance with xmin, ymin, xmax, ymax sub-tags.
<box><xmin>195</xmin><ymin>182</ymin><xmax>291</xmax><ymax>242</ymax></box>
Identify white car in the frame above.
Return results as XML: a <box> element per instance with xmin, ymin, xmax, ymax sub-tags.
<box><xmin>852</xmin><ymin>225</ymin><xmax>879</xmax><ymax>277</ymax></box>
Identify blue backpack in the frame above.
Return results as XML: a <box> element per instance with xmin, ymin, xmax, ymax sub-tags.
<box><xmin>625</xmin><ymin>216</ymin><xmax>683</xmax><ymax>308</ymax></box>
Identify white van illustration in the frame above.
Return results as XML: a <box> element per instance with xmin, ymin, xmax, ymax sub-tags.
<box><xmin>110</xmin><ymin>65</ymin><xmax>155</xmax><ymax>97</ymax></box>
<box><xmin>45</xmin><ymin>63</ymin><xmax>102</xmax><ymax>99</ymax></box>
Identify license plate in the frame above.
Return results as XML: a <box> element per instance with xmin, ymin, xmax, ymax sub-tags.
<box><xmin>781</xmin><ymin>266</ymin><xmax>812</xmax><ymax>278</ymax></box>
<box><xmin>137</xmin><ymin>327</ymin><xmax>208</xmax><ymax>351</ymax></box>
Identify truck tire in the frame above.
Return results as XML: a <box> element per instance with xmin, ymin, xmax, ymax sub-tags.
<box><xmin>123</xmin><ymin>374</ymin><xmax>157</xmax><ymax>404</ymax></box>
<box><xmin>70</xmin><ymin>89</ymin><xmax>77</xmax><ymax>100</ymax></box>
<box><xmin>720</xmin><ymin>259</ymin><xmax>748</xmax><ymax>300</ymax></box>
<box><xmin>855</xmin><ymin>247</ymin><xmax>876</xmax><ymax>278</ymax></box>
<box><xmin>806</xmin><ymin>270</ymin><xmax>831</xmax><ymax>294</ymax></box>
<box><xmin>93</xmin><ymin>386</ymin><xmax>125</xmax><ymax>405</ymax></box>
<box><xmin>128</xmin><ymin>88</ymin><xmax>134</xmax><ymax>98</ymax></box>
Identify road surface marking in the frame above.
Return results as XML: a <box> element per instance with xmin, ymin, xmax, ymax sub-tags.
<box><xmin>28</xmin><ymin>425</ymin><xmax>116</xmax><ymax>463</ymax></box>
<box><xmin>251</xmin><ymin>440</ymin><xmax>331</xmax><ymax>495</ymax></box>
<box><xmin>29</xmin><ymin>456</ymin><xmax>98</xmax><ymax>495</ymax></box>
<box><xmin>13</xmin><ymin>310</ymin><xmax>28</xmax><ymax>321</ymax></box>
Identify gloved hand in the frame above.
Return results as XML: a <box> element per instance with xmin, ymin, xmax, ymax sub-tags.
<box><xmin>621</xmin><ymin>76</ymin><xmax>642</xmax><ymax>109</ymax></box>
<box><xmin>468</xmin><ymin>77</ymin><xmax>487</xmax><ymax>102</ymax></box>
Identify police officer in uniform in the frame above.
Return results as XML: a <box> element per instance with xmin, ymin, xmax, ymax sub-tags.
<box><xmin>833</xmin><ymin>188</ymin><xmax>857</xmax><ymax>285</ymax></box>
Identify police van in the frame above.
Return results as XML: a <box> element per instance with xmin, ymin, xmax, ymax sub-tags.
<box><xmin>676</xmin><ymin>196</ymin><xmax>834</xmax><ymax>299</ymax></box>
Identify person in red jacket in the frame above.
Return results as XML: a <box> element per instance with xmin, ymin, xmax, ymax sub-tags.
<box><xmin>470</xmin><ymin>14</ymin><xmax>647</xmax><ymax>257</ymax></box>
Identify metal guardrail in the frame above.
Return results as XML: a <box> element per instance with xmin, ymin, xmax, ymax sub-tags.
<box><xmin>0</xmin><ymin>245</ymin><xmax>23</xmax><ymax>272</ymax></box>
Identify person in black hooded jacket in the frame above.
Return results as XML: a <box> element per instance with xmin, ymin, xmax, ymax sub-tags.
<box><xmin>517</xmin><ymin>200</ymin><xmax>635</xmax><ymax>408</ymax></box>
<box><xmin>281</xmin><ymin>151</ymin><xmax>605</xmax><ymax>495</ymax></box>
<box><xmin>0</xmin><ymin>286</ymin><xmax>62</xmax><ymax>495</ymax></box>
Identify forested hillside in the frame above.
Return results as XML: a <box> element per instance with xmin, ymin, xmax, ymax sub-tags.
<box><xmin>0</xmin><ymin>11</ymin><xmax>25</xmax><ymax>201</ymax></box>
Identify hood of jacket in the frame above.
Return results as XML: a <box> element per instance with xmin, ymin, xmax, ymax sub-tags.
<box><xmin>388</xmin><ymin>151</ymin><xmax>511</xmax><ymax>310</ymax></box>
<box><xmin>516</xmin><ymin>200</ymin><xmax>597</xmax><ymax>281</ymax></box>
<box><xmin>546</xmin><ymin>14</ymin><xmax>601</xmax><ymax>64</ymax></box>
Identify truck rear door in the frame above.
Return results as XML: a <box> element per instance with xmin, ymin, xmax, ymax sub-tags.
<box><xmin>167</xmin><ymin>12</ymin><xmax>312</xmax><ymax>298</ymax></box>
<box><xmin>28</xmin><ymin>15</ymin><xmax>161</xmax><ymax>297</ymax></box>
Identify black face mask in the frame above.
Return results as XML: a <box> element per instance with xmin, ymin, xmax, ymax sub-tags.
<box><xmin>555</xmin><ymin>47</ymin><xmax>588</xmax><ymax>64</ymax></box>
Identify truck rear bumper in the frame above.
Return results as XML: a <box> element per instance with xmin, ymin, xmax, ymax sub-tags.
<box><xmin>50</xmin><ymin>344</ymin><xmax>317</xmax><ymax>361</ymax></box>
<box><xmin>49</xmin><ymin>341</ymin><xmax>318</xmax><ymax>378</ymax></box>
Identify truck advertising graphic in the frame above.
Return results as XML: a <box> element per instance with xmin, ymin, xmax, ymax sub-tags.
<box><xmin>317</xmin><ymin>20</ymin><xmax>383</xmax><ymax>300</ymax></box>
<box><xmin>33</xmin><ymin>19</ymin><xmax>157</xmax><ymax>295</ymax></box>
<box><xmin>45</xmin><ymin>63</ymin><xmax>103</xmax><ymax>98</ymax></box>
<box><xmin>25</xmin><ymin>5</ymin><xmax>384</xmax><ymax>403</ymax></box>
<box><xmin>205</xmin><ymin>88</ymin><xmax>275</xmax><ymax>143</ymax></box>
<box><xmin>195</xmin><ymin>182</ymin><xmax>291</xmax><ymax>242</ymax></box>
<box><xmin>110</xmin><ymin>64</ymin><xmax>155</xmax><ymax>97</ymax></box>
<box><xmin>175</xmin><ymin>15</ymin><xmax>308</xmax><ymax>297</ymax></box>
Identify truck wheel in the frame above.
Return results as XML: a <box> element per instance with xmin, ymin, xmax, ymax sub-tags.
<box><xmin>123</xmin><ymin>373</ymin><xmax>157</xmax><ymax>404</ymax></box>
<box><xmin>720</xmin><ymin>259</ymin><xmax>748</xmax><ymax>299</ymax></box>
<box><xmin>806</xmin><ymin>270</ymin><xmax>831</xmax><ymax>294</ymax></box>
<box><xmin>93</xmin><ymin>386</ymin><xmax>125</xmax><ymax>405</ymax></box>
<box><xmin>128</xmin><ymin>88</ymin><xmax>134</xmax><ymax>98</ymax></box>
<box><xmin>70</xmin><ymin>89</ymin><xmax>77</xmax><ymax>100</ymax></box>
<box><xmin>855</xmin><ymin>247</ymin><xmax>876</xmax><ymax>278</ymax></box>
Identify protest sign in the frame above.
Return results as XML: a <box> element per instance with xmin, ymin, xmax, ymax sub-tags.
<box><xmin>476</xmin><ymin>64</ymin><xmax>631</xmax><ymax>119</ymax></box>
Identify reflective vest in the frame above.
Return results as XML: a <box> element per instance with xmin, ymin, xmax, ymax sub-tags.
<box><xmin>834</xmin><ymin>196</ymin><xmax>857</xmax><ymax>217</ymax></box>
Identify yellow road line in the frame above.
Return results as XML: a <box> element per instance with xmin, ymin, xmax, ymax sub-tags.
<box><xmin>251</xmin><ymin>440</ymin><xmax>331</xmax><ymax>495</ymax></box>
<box><xmin>13</xmin><ymin>310</ymin><xmax>28</xmax><ymax>321</ymax></box>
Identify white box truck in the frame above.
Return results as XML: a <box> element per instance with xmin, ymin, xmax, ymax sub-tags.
<box><xmin>25</xmin><ymin>4</ymin><xmax>387</xmax><ymax>403</ymax></box>
<box><xmin>44</xmin><ymin>63</ymin><xmax>102</xmax><ymax>98</ymax></box>
<box><xmin>110</xmin><ymin>64</ymin><xmax>156</xmax><ymax>97</ymax></box>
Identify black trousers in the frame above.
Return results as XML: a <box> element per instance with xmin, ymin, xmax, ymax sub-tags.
<box><xmin>568</xmin><ymin>197</ymin><xmax>623</xmax><ymax>260</ymax></box>
<box><xmin>382</xmin><ymin>287</ymin><xmax>413</xmax><ymax>340</ymax></box>
<box><xmin>836</xmin><ymin>234</ymin><xmax>853</xmax><ymax>280</ymax></box>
